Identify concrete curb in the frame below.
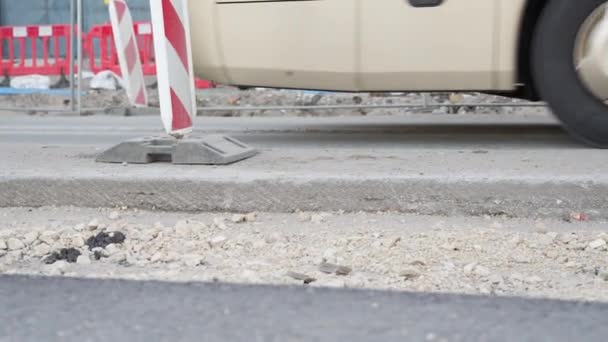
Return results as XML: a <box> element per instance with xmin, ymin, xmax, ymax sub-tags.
<box><xmin>1</xmin><ymin>176</ymin><xmax>606</xmax><ymax>219</ymax></box>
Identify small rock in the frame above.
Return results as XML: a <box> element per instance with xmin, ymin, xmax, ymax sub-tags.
<box><xmin>546</xmin><ymin>232</ymin><xmax>559</xmax><ymax>240</ymax></box>
<box><xmin>230</xmin><ymin>214</ymin><xmax>247</xmax><ymax>223</ymax></box>
<box><xmin>7</xmin><ymin>238</ymin><xmax>25</xmax><ymax>251</ymax></box>
<box><xmin>510</xmin><ymin>273</ymin><xmax>525</xmax><ymax>282</ymax></box>
<box><xmin>441</xmin><ymin>243</ymin><xmax>460</xmax><ymax>251</ymax></box>
<box><xmin>567</xmin><ymin>212</ymin><xmax>589</xmax><ymax>222</ymax></box>
<box><xmin>108</xmin><ymin>211</ymin><xmax>120</xmax><ymax>220</ymax></box>
<box><xmin>319</xmin><ymin>262</ymin><xmax>339</xmax><ymax>274</ymax></box>
<box><xmin>87</xmin><ymin>219</ymin><xmax>100</xmax><ymax>230</ymax></box>
<box><xmin>487</xmin><ymin>274</ymin><xmax>504</xmax><ymax>285</ymax></box>
<box><xmin>68</xmin><ymin>234</ymin><xmax>86</xmax><ymax>248</ymax></box>
<box><xmin>44</xmin><ymin>260</ymin><xmax>68</xmax><ymax>275</ymax></box>
<box><xmin>335</xmin><ymin>265</ymin><xmax>353</xmax><ymax>276</ymax></box>
<box><xmin>588</xmin><ymin>239</ymin><xmax>607</xmax><ymax>250</ymax></box>
<box><xmin>74</xmin><ymin>223</ymin><xmax>86</xmax><ymax>232</ymax></box>
<box><xmin>252</xmin><ymin>239</ymin><xmax>267</xmax><ymax>249</ymax></box>
<box><xmin>22</xmin><ymin>231</ymin><xmax>39</xmax><ymax>246</ymax></box>
<box><xmin>149</xmin><ymin>252</ymin><xmax>163</xmax><ymax>263</ymax></box>
<box><xmin>389</xmin><ymin>237</ymin><xmax>402</xmax><ymax>248</ymax></box>
<box><xmin>39</xmin><ymin>231</ymin><xmax>59</xmax><ymax>244</ymax></box>
<box><xmin>490</xmin><ymin>221</ymin><xmax>503</xmax><ymax>229</ymax></box>
<box><xmin>318</xmin><ymin>262</ymin><xmax>352</xmax><ymax>276</ymax></box>
<box><xmin>464</xmin><ymin>263</ymin><xmax>490</xmax><ymax>277</ymax></box>
<box><xmin>525</xmin><ymin>275</ymin><xmax>543</xmax><ymax>284</ymax></box>
<box><xmin>463</xmin><ymin>263</ymin><xmax>477</xmax><ymax>274</ymax></box>
<box><xmin>442</xmin><ymin>261</ymin><xmax>457</xmax><ymax>271</ymax></box>
<box><xmin>509</xmin><ymin>235</ymin><xmax>524</xmax><ymax>245</ymax></box>
<box><xmin>511</xmin><ymin>255</ymin><xmax>533</xmax><ymax>264</ymax></box>
<box><xmin>265</xmin><ymin>233</ymin><xmax>283</xmax><ymax>244</ymax></box>
<box><xmin>322</xmin><ymin>248</ymin><xmax>338</xmax><ymax>264</ymax></box>
<box><xmin>209</xmin><ymin>235</ymin><xmax>228</xmax><ymax>248</ymax></box>
<box><xmin>76</xmin><ymin>255</ymin><xmax>91</xmax><ymax>265</ymax></box>
<box><xmin>449</xmin><ymin>93</ymin><xmax>465</xmax><ymax>103</ymax></box>
<box><xmin>544</xmin><ymin>250</ymin><xmax>559</xmax><ymax>259</ymax></box>
<box><xmin>31</xmin><ymin>244</ymin><xmax>51</xmax><ymax>257</ymax></box>
<box><xmin>286</xmin><ymin>271</ymin><xmax>316</xmax><ymax>284</ymax></box>
<box><xmin>213</xmin><ymin>217</ymin><xmax>228</xmax><ymax>230</ymax></box>
<box><xmin>0</xmin><ymin>239</ymin><xmax>7</xmax><ymax>250</ymax></box>
<box><xmin>410</xmin><ymin>260</ymin><xmax>427</xmax><ymax>267</ymax></box>
<box><xmin>559</xmin><ymin>233</ymin><xmax>577</xmax><ymax>244</ymax></box>
<box><xmin>534</xmin><ymin>222</ymin><xmax>548</xmax><ymax>233</ymax></box>
<box><xmin>476</xmin><ymin>283</ymin><xmax>492</xmax><ymax>295</ymax></box>
<box><xmin>536</xmin><ymin>234</ymin><xmax>556</xmax><ymax>246</ymax></box>
<box><xmin>104</xmin><ymin>243</ymin><xmax>120</xmax><ymax>255</ymax></box>
<box><xmin>310</xmin><ymin>214</ymin><xmax>326</xmax><ymax>224</ymax></box>
<box><xmin>109</xmin><ymin>252</ymin><xmax>128</xmax><ymax>263</ymax></box>
<box><xmin>174</xmin><ymin>220</ymin><xmax>193</xmax><ymax>236</ymax></box>
<box><xmin>371</xmin><ymin>240</ymin><xmax>384</xmax><ymax>248</ymax></box>
<box><xmin>297</xmin><ymin>212</ymin><xmax>311</xmax><ymax>222</ymax></box>
<box><xmin>399</xmin><ymin>269</ymin><xmax>420</xmax><ymax>280</ymax></box>
<box><xmin>245</xmin><ymin>212</ymin><xmax>257</xmax><ymax>222</ymax></box>
<box><xmin>182</xmin><ymin>254</ymin><xmax>204</xmax><ymax>267</ymax></box>
<box><xmin>93</xmin><ymin>248</ymin><xmax>108</xmax><ymax>260</ymax></box>
<box><xmin>474</xmin><ymin>265</ymin><xmax>491</xmax><ymax>277</ymax></box>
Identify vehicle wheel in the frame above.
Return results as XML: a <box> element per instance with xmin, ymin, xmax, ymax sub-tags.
<box><xmin>532</xmin><ymin>0</ymin><xmax>608</xmax><ymax>147</ymax></box>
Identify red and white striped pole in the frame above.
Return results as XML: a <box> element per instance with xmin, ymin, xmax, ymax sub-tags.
<box><xmin>150</xmin><ymin>0</ymin><xmax>195</xmax><ymax>138</ymax></box>
<box><xmin>108</xmin><ymin>0</ymin><xmax>148</xmax><ymax>107</ymax></box>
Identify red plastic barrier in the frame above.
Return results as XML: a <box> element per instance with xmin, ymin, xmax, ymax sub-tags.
<box><xmin>84</xmin><ymin>22</ymin><xmax>156</xmax><ymax>76</ymax></box>
<box><xmin>0</xmin><ymin>24</ymin><xmax>75</xmax><ymax>77</ymax></box>
<box><xmin>84</xmin><ymin>22</ymin><xmax>213</xmax><ymax>89</ymax></box>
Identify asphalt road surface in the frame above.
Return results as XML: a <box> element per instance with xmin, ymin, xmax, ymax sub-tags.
<box><xmin>1</xmin><ymin>275</ymin><xmax>607</xmax><ymax>342</ymax></box>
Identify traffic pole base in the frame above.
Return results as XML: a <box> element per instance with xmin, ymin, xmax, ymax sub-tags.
<box><xmin>96</xmin><ymin>135</ymin><xmax>258</xmax><ymax>165</ymax></box>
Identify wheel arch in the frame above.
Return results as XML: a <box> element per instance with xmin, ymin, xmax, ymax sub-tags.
<box><xmin>514</xmin><ymin>0</ymin><xmax>551</xmax><ymax>100</ymax></box>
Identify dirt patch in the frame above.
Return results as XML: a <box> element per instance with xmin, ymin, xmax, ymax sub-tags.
<box><xmin>43</xmin><ymin>248</ymin><xmax>81</xmax><ymax>264</ymax></box>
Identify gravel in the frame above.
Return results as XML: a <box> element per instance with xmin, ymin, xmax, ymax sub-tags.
<box><xmin>0</xmin><ymin>207</ymin><xmax>607</xmax><ymax>302</ymax></box>
<box><xmin>0</xmin><ymin>86</ymin><xmax>547</xmax><ymax>117</ymax></box>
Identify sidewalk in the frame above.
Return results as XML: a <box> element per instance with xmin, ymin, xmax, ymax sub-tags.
<box><xmin>1</xmin><ymin>113</ymin><xmax>607</xmax><ymax>218</ymax></box>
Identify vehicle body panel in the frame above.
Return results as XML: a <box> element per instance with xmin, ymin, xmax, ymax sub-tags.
<box><xmin>189</xmin><ymin>0</ymin><xmax>530</xmax><ymax>92</ymax></box>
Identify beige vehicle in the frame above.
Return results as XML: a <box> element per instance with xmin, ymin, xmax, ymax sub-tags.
<box><xmin>189</xmin><ymin>0</ymin><xmax>608</xmax><ymax>147</ymax></box>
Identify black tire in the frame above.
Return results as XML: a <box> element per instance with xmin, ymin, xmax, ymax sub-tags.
<box><xmin>532</xmin><ymin>0</ymin><xmax>608</xmax><ymax>148</ymax></box>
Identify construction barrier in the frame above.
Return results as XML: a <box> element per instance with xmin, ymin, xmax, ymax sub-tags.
<box><xmin>1</xmin><ymin>22</ymin><xmax>212</xmax><ymax>90</ymax></box>
<box><xmin>109</xmin><ymin>0</ymin><xmax>148</xmax><ymax>107</ymax></box>
<box><xmin>0</xmin><ymin>24</ymin><xmax>75</xmax><ymax>78</ymax></box>
<box><xmin>83</xmin><ymin>21</ymin><xmax>213</xmax><ymax>89</ymax></box>
<box><xmin>151</xmin><ymin>0</ymin><xmax>195</xmax><ymax>136</ymax></box>
<box><xmin>84</xmin><ymin>21</ymin><xmax>156</xmax><ymax>76</ymax></box>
